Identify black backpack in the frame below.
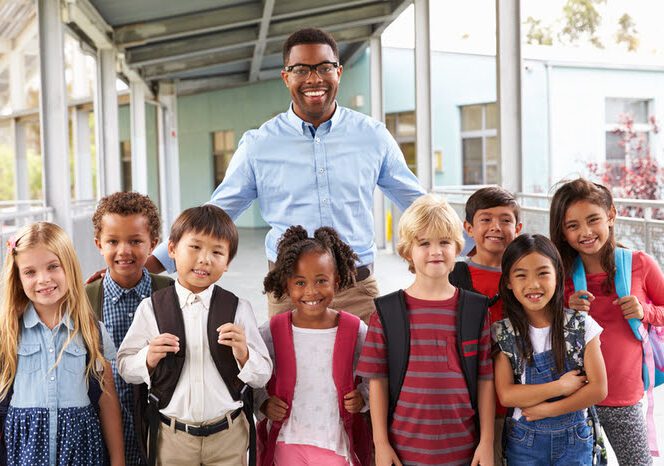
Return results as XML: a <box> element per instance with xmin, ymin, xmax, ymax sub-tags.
<box><xmin>135</xmin><ymin>285</ymin><xmax>255</xmax><ymax>466</ymax></box>
<box><xmin>0</xmin><ymin>324</ymin><xmax>105</xmax><ymax>464</ymax></box>
<box><xmin>374</xmin><ymin>288</ymin><xmax>489</xmax><ymax>431</ymax></box>
<box><xmin>449</xmin><ymin>260</ymin><xmax>500</xmax><ymax>307</ymax></box>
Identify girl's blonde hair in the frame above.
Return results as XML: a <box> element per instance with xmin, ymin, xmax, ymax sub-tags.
<box><xmin>397</xmin><ymin>194</ymin><xmax>465</xmax><ymax>273</ymax></box>
<box><xmin>0</xmin><ymin>222</ymin><xmax>105</xmax><ymax>399</ymax></box>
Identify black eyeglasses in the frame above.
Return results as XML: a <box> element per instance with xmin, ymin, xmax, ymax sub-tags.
<box><xmin>283</xmin><ymin>61</ymin><xmax>340</xmax><ymax>79</ymax></box>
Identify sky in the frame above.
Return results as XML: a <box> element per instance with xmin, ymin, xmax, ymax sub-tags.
<box><xmin>382</xmin><ymin>0</ymin><xmax>664</xmax><ymax>63</ymax></box>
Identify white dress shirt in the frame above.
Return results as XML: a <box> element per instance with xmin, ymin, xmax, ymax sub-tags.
<box><xmin>118</xmin><ymin>281</ymin><xmax>272</xmax><ymax>424</ymax></box>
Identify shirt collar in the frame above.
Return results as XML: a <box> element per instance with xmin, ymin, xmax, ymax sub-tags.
<box><xmin>23</xmin><ymin>303</ymin><xmax>74</xmax><ymax>330</ymax></box>
<box><xmin>286</xmin><ymin>102</ymin><xmax>339</xmax><ymax>136</ymax></box>
<box><xmin>174</xmin><ymin>280</ymin><xmax>214</xmax><ymax>310</ymax></box>
<box><xmin>103</xmin><ymin>268</ymin><xmax>152</xmax><ymax>302</ymax></box>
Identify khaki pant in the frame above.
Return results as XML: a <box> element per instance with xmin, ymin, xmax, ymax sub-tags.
<box><xmin>156</xmin><ymin>411</ymin><xmax>249</xmax><ymax>466</ymax></box>
<box><xmin>267</xmin><ymin>274</ymin><xmax>379</xmax><ymax>324</ymax></box>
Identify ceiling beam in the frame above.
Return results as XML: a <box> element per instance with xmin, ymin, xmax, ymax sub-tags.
<box><xmin>141</xmin><ymin>47</ymin><xmax>255</xmax><ymax>80</ymax></box>
<box><xmin>272</xmin><ymin>0</ymin><xmax>380</xmax><ymax>21</ymax></box>
<box><xmin>126</xmin><ymin>27</ymin><xmax>258</xmax><ymax>67</ymax></box>
<box><xmin>249</xmin><ymin>0</ymin><xmax>276</xmax><ymax>82</ymax></box>
<box><xmin>114</xmin><ymin>4</ymin><xmax>263</xmax><ymax>48</ymax></box>
<box><xmin>268</xmin><ymin>3</ymin><xmax>392</xmax><ymax>38</ymax></box>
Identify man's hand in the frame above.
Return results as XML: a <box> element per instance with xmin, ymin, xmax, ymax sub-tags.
<box><xmin>614</xmin><ymin>295</ymin><xmax>644</xmax><ymax>320</ymax></box>
<box><xmin>146</xmin><ymin>333</ymin><xmax>180</xmax><ymax>370</ymax></box>
<box><xmin>558</xmin><ymin>369</ymin><xmax>587</xmax><ymax>396</ymax></box>
<box><xmin>217</xmin><ymin>323</ymin><xmax>249</xmax><ymax>366</ymax></box>
<box><xmin>343</xmin><ymin>389</ymin><xmax>364</xmax><ymax>413</ymax></box>
<box><xmin>471</xmin><ymin>439</ymin><xmax>493</xmax><ymax>466</ymax></box>
<box><xmin>85</xmin><ymin>268</ymin><xmax>106</xmax><ymax>285</ymax></box>
<box><xmin>260</xmin><ymin>396</ymin><xmax>288</xmax><ymax>422</ymax></box>
<box><xmin>568</xmin><ymin>290</ymin><xmax>594</xmax><ymax>312</ymax></box>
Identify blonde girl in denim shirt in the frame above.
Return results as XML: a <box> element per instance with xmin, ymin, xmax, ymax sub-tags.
<box><xmin>0</xmin><ymin>222</ymin><xmax>124</xmax><ymax>465</ymax></box>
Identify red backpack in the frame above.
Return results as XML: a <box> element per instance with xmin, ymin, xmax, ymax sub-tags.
<box><xmin>256</xmin><ymin>310</ymin><xmax>372</xmax><ymax>466</ymax></box>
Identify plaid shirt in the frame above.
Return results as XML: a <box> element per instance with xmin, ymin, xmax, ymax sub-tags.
<box><xmin>103</xmin><ymin>270</ymin><xmax>152</xmax><ymax>466</ymax></box>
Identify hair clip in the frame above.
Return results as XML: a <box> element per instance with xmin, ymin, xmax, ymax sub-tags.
<box><xmin>6</xmin><ymin>236</ymin><xmax>17</xmax><ymax>254</ymax></box>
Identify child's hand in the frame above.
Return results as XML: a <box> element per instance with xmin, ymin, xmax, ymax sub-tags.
<box><xmin>217</xmin><ymin>323</ymin><xmax>249</xmax><ymax>366</ymax></box>
<box><xmin>522</xmin><ymin>402</ymin><xmax>552</xmax><ymax>421</ymax></box>
<box><xmin>375</xmin><ymin>441</ymin><xmax>402</xmax><ymax>466</ymax></box>
<box><xmin>614</xmin><ymin>295</ymin><xmax>644</xmax><ymax>320</ymax></box>
<box><xmin>260</xmin><ymin>396</ymin><xmax>288</xmax><ymax>422</ymax></box>
<box><xmin>471</xmin><ymin>439</ymin><xmax>493</xmax><ymax>466</ymax></box>
<box><xmin>343</xmin><ymin>389</ymin><xmax>364</xmax><ymax>413</ymax></box>
<box><xmin>568</xmin><ymin>290</ymin><xmax>594</xmax><ymax>312</ymax></box>
<box><xmin>558</xmin><ymin>369</ymin><xmax>587</xmax><ymax>396</ymax></box>
<box><xmin>146</xmin><ymin>333</ymin><xmax>179</xmax><ymax>370</ymax></box>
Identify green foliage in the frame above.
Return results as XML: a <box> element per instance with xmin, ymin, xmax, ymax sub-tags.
<box><xmin>525</xmin><ymin>16</ymin><xmax>553</xmax><ymax>46</ymax></box>
<box><xmin>616</xmin><ymin>13</ymin><xmax>639</xmax><ymax>52</ymax></box>
<box><xmin>560</xmin><ymin>0</ymin><xmax>605</xmax><ymax>48</ymax></box>
<box><xmin>0</xmin><ymin>144</ymin><xmax>16</xmax><ymax>200</ymax></box>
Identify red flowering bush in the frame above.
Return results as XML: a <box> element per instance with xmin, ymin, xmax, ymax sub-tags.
<box><xmin>587</xmin><ymin>114</ymin><xmax>663</xmax><ymax>218</ymax></box>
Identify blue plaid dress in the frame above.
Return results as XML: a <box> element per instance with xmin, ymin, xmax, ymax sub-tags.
<box><xmin>102</xmin><ymin>270</ymin><xmax>152</xmax><ymax>466</ymax></box>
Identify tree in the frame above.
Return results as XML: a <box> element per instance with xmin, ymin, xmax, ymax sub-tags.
<box><xmin>560</xmin><ymin>0</ymin><xmax>606</xmax><ymax>48</ymax></box>
<box><xmin>587</xmin><ymin>114</ymin><xmax>663</xmax><ymax>218</ymax></box>
<box><xmin>525</xmin><ymin>16</ymin><xmax>553</xmax><ymax>46</ymax></box>
<box><xmin>616</xmin><ymin>13</ymin><xmax>639</xmax><ymax>52</ymax></box>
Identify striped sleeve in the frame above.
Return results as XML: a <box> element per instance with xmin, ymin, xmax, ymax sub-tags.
<box><xmin>356</xmin><ymin>311</ymin><xmax>388</xmax><ymax>378</ymax></box>
<box><xmin>478</xmin><ymin>310</ymin><xmax>493</xmax><ymax>380</ymax></box>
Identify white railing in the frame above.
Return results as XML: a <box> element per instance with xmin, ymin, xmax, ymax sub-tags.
<box><xmin>433</xmin><ymin>187</ymin><xmax>664</xmax><ymax>266</ymax></box>
<box><xmin>0</xmin><ymin>199</ymin><xmax>104</xmax><ymax>277</ymax></box>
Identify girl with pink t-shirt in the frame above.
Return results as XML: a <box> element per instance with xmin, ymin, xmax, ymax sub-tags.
<box><xmin>550</xmin><ymin>178</ymin><xmax>664</xmax><ymax>465</ymax></box>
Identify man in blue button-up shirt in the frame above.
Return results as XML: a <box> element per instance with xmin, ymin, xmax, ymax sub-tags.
<box><xmin>148</xmin><ymin>28</ymin><xmax>425</xmax><ymax>322</ymax></box>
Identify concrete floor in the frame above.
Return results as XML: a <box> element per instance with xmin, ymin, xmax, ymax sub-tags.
<box><xmin>218</xmin><ymin>228</ymin><xmax>663</xmax><ymax>465</ymax></box>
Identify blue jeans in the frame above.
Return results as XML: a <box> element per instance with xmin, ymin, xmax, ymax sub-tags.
<box><xmin>504</xmin><ymin>350</ymin><xmax>594</xmax><ymax>465</ymax></box>
<box><xmin>504</xmin><ymin>416</ymin><xmax>594</xmax><ymax>465</ymax></box>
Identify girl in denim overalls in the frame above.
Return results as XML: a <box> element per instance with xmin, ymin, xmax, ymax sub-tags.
<box><xmin>0</xmin><ymin>222</ymin><xmax>124</xmax><ymax>465</ymax></box>
<box><xmin>492</xmin><ymin>234</ymin><xmax>608</xmax><ymax>465</ymax></box>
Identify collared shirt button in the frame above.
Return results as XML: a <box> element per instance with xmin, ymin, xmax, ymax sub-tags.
<box><xmin>315</xmin><ymin>137</ymin><xmax>321</xmax><ymax>143</ymax></box>
<box><xmin>319</xmin><ymin>168</ymin><xmax>324</xmax><ymax>174</ymax></box>
<box><xmin>50</xmin><ymin>376</ymin><xmax>55</xmax><ymax>381</ymax></box>
<box><xmin>322</xmin><ymin>198</ymin><xmax>328</xmax><ymax>204</ymax></box>
<box><xmin>49</xmin><ymin>348</ymin><xmax>54</xmax><ymax>353</ymax></box>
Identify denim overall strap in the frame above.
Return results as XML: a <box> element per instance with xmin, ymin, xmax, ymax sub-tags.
<box><xmin>522</xmin><ymin>350</ymin><xmax>585</xmax><ymax>428</ymax></box>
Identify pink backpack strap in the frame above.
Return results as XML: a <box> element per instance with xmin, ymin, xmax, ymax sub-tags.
<box><xmin>259</xmin><ymin>312</ymin><xmax>297</xmax><ymax>466</ymax></box>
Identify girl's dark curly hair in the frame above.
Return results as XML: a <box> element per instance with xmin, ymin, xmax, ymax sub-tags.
<box><xmin>263</xmin><ymin>225</ymin><xmax>358</xmax><ymax>300</ymax></box>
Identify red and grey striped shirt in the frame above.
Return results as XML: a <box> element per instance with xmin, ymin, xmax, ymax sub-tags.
<box><xmin>357</xmin><ymin>289</ymin><xmax>493</xmax><ymax>466</ymax></box>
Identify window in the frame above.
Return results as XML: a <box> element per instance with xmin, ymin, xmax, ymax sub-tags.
<box><xmin>460</xmin><ymin>103</ymin><xmax>498</xmax><ymax>185</ymax></box>
<box><xmin>385</xmin><ymin>111</ymin><xmax>416</xmax><ymax>175</ymax></box>
<box><xmin>120</xmin><ymin>140</ymin><xmax>132</xmax><ymax>191</ymax></box>
<box><xmin>212</xmin><ymin>130</ymin><xmax>235</xmax><ymax>186</ymax></box>
<box><xmin>605</xmin><ymin>98</ymin><xmax>651</xmax><ymax>168</ymax></box>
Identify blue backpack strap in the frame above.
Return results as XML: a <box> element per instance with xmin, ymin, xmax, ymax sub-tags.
<box><xmin>615</xmin><ymin>248</ymin><xmax>641</xmax><ymax>342</ymax></box>
<box><xmin>571</xmin><ymin>255</ymin><xmax>588</xmax><ymax>294</ymax></box>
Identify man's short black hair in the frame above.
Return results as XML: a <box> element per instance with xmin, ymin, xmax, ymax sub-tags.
<box><xmin>283</xmin><ymin>28</ymin><xmax>339</xmax><ymax>64</ymax></box>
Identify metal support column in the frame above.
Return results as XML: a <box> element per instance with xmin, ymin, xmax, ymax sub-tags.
<box><xmin>37</xmin><ymin>0</ymin><xmax>72</xmax><ymax>232</ymax></box>
<box><xmin>370</xmin><ymin>37</ymin><xmax>386</xmax><ymax>249</ymax></box>
<box><xmin>95</xmin><ymin>48</ymin><xmax>121</xmax><ymax>195</ymax></box>
<box><xmin>414</xmin><ymin>0</ymin><xmax>433</xmax><ymax>191</ymax></box>
<box><xmin>9</xmin><ymin>46</ymin><xmax>28</xmax><ymax>208</ymax></box>
<box><xmin>72</xmin><ymin>108</ymin><xmax>94</xmax><ymax>200</ymax></box>
<box><xmin>130</xmin><ymin>81</ymin><xmax>148</xmax><ymax>194</ymax></box>
<box><xmin>496</xmin><ymin>0</ymin><xmax>523</xmax><ymax>192</ymax></box>
<box><xmin>157</xmin><ymin>82</ymin><xmax>181</xmax><ymax>234</ymax></box>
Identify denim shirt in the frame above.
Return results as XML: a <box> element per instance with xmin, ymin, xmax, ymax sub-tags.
<box><xmin>12</xmin><ymin>304</ymin><xmax>116</xmax><ymax>463</ymax></box>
